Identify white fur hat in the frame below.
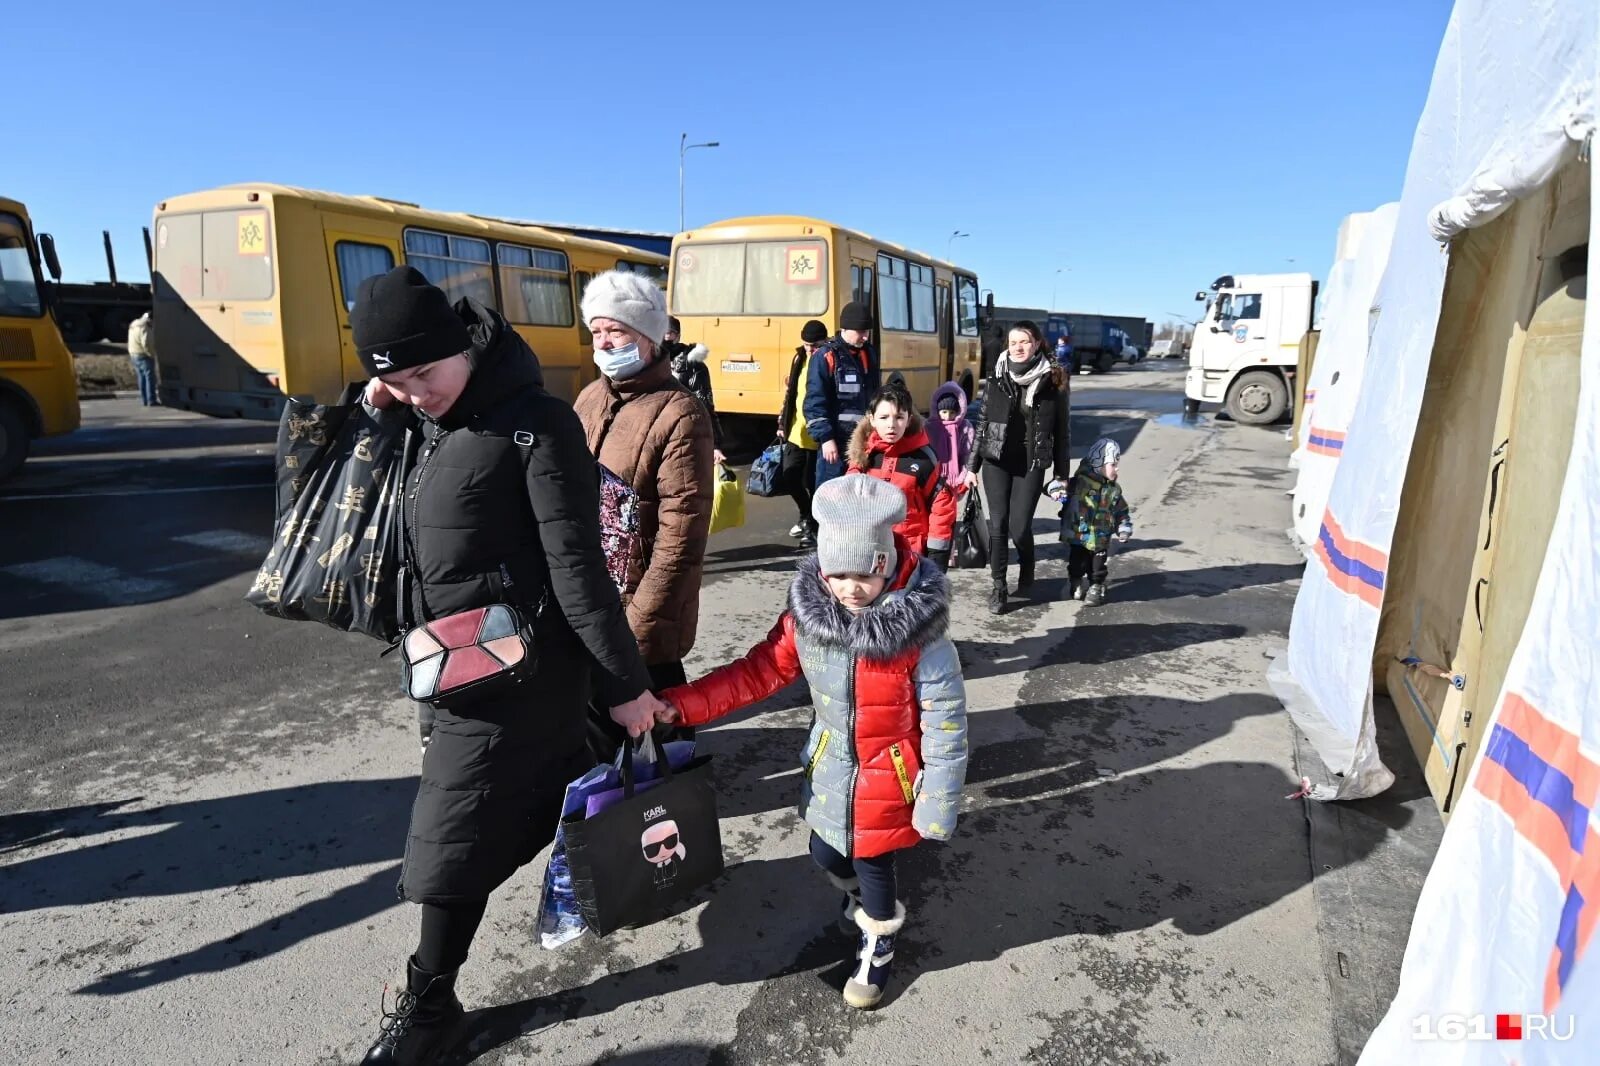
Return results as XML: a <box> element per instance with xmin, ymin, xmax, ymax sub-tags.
<box><xmin>580</xmin><ymin>270</ymin><xmax>669</xmax><ymax>346</ymax></box>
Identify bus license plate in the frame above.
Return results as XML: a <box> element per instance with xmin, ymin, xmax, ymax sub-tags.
<box><xmin>721</xmin><ymin>361</ymin><xmax>760</xmax><ymax>374</ymax></box>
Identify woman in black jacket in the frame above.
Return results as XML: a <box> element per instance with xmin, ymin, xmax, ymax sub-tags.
<box><xmin>967</xmin><ymin>320</ymin><xmax>1072</xmax><ymax>615</ymax></box>
<box><xmin>351</xmin><ymin>267</ymin><xmax>665</xmax><ymax>1066</ymax></box>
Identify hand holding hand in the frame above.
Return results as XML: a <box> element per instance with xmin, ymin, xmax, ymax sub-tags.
<box><xmin>821</xmin><ymin>440</ymin><xmax>841</xmax><ymax>464</ymax></box>
<box><xmin>609</xmin><ymin>691</ymin><xmax>667</xmax><ymax>738</ymax></box>
<box><xmin>655</xmin><ymin>700</ymin><xmax>680</xmax><ymax>725</ymax></box>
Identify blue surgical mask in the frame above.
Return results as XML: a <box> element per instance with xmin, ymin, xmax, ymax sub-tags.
<box><xmin>594</xmin><ymin>342</ymin><xmax>646</xmax><ymax>380</ymax></box>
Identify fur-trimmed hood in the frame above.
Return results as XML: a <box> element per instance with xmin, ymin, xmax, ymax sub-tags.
<box><xmin>846</xmin><ymin>411</ymin><xmax>929</xmax><ymax>470</ymax></box>
<box><xmin>788</xmin><ymin>545</ymin><xmax>949</xmax><ymax>659</ymax></box>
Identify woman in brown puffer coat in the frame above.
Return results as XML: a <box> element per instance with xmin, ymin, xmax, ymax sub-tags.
<box><xmin>574</xmin><ymin>270</ymin><xmax>715</xmax><ymax>722</ymax></box>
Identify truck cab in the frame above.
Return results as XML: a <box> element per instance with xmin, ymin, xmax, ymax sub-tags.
<box><xmin>1184</xmin><ymin>272</ymin><xmax>1315</xmax><ymax>423</ymax></box>
<box><xmin>0</xmin><ymin>197</ymin><xmax>80</xmax><ymax>480</ymax></box>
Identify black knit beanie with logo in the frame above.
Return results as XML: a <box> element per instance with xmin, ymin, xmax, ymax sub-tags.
<box><xmin>352</xmin><ymin>266</ymin><xmax>471</xmax><ymax>378</ymax></box>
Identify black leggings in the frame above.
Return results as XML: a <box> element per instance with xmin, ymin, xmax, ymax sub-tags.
<box><xmin>981</xmin><ymin>464</ymin><xmax>1046</xmax><ymax>579</ymax></box>
<box><xmin>416</xmin><ymin>899</ymin><xmax>488</xmax><ymax>973</ymax></box>
<box><xmin>809</xmin><ymin>833</ymin><xmax>898</xmax><ymax>922</ymax></box>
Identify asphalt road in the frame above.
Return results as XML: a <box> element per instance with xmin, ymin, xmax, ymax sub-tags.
<box><xmin>1</xmin><ymin>363</ymin><xmax>1361</xmax><ymax>1065</ymax></box>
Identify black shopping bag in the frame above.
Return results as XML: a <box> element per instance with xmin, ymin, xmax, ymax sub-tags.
<box><xmin>245</xmin><ymin>383</ymin><xmax>412</xmax><ymax>642</ymax></box>
<box><xmin>954</xmin><ymin>489</ymin><xmax>989</xmax><ymax>570</ymax></box>
<box><xmin>561</xmin><ymin>740</ymin><xmax>725</xmax><ymax>935</ymax></box>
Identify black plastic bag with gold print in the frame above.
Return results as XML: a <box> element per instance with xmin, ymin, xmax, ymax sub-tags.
<box><xmin>245</xmin><ymin>383</ymin><xmax>412</xmax><ymax>642</ymax></box>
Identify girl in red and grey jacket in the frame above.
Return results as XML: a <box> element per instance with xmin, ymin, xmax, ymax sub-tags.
<box><xmin>846</xmin><ymin>383</ymin><xmax>957</xmax><ymax>568</ymax></box>
<box><xmin>658</xmin><ymin>474</ymin><xmax>968</xmax><ymax>1010</ymax></box>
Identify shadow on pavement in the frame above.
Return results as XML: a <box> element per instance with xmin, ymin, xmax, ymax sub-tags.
<box><xmin>454</xmin><ymin>690</ymin><xmax>1393</xmax><ymax>1060</ymax></box>
<box><xmin>0</xmin><ymin>779</ymin><xmax>416</xmax><ymax>995</ymax></box>
<box><xmin>1105</xmin><ymin>561</ymin><xmax>1305</xmax><ymax>606</ymax></box>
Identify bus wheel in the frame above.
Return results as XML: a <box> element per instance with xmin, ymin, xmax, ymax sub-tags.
<box><xmin>1225</xmin><ymin>370</ymin><xmax>1288</xmax><ymax>425</ymax></box>
<box><xmin>0</xmin><ymin>401</ymin><xmax>31</xmax><ymax>482</ymax></box>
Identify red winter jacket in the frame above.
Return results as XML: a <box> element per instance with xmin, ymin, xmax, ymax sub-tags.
<box><xmin>846</xmin><ymin>417</ymin><xmax>957</xmax><ymax>554</ymax></box>
<box><xmin>662</xmin><ymin>542</ymin><xmax>969</xmax><ymax>858</ymax></box>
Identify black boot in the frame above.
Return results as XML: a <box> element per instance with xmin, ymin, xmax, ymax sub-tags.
<box><xmin>361</xmin><ymin>957</ymin><xmax>463</xmax><ymax>1065</ymax></box>
<box><xmin>1015</xmin><ymin>547</ymin><xmax>1035</xmax><ymax>594</ymax></box>
<box><xmin>987</xmin><ymin>576</ymin><xmax>1007</xmax><ymax>615</ymax></box>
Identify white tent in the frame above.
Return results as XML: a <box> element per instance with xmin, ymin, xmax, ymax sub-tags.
<box><xmin>1288</xmin><ymin>203</ymin><xmax>1400</xmax><ymax>552</ymax></box>
<box><xmin>1264</xmin><ymin>0</ymin><xmax>1597</xmax><ymax>1058</ymax></box>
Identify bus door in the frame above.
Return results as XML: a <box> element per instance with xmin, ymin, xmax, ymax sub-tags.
<box><xmin>322</xmin><ymin>220</ymin><xmax>402</xmax><ymax>390</ymax></box>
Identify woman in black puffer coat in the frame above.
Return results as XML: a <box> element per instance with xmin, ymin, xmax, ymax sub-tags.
<box><xmin>966</xmin><ymin>319</ymin><xmax>1072</xmax><ymax>616</ymax></box>
<box><xmin>350</xmin><ymin>267</ymin><xmax>666</xmax><ymax>1066</ymax></box>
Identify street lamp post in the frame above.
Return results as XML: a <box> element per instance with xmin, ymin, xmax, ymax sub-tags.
<box><xmin>679</xmin><ymin>133</ymin><xmax>721</xmax><ymax>233</ymax></box>
<box><xmin>1050</xmin><ymin>267</ymin><xmax>1070</xmax><ymax>311</ymax></box>
<box><xmin>946</xmin><ymin>230</ymin><xmax>969</xmax><ymax>258</ymax></box>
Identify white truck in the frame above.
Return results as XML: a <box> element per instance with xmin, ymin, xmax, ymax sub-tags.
<box><xmin>1184</xmin><ymin>272</ymin><xmax>1317</xmax><ymax>423</ymax></box>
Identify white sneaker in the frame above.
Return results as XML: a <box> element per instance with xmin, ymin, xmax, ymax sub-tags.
<box><xmin>789</xmin><ymin>523</ymin><xmax>805</xmax><ymax>539</ymax></box>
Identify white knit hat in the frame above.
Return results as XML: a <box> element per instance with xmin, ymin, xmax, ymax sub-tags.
<box><xmin>580</xmin><ymin>269</ymin><xmax>669</xmax><ymax>346</ymax></box>
<box><xmin>814</xmin><ymin>474</ymin><xmax>906</xmax><ymax>578</ymax></box>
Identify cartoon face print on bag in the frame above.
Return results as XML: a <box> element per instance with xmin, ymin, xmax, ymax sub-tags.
<box><xmin>641</xmin><ymin>819</ymin><xmax>686</xmax><ymax>886</ymax></box>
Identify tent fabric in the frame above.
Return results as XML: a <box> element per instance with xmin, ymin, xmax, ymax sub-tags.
<box><xmin>1358</xmin><ymin>150</ymin><xmax>1596</xmax><ymax>1066</ymax></box>
<box><xmin>1275</xmin><ymin>0</ymin><xmax>1596</xmax><ymax>801</ymax></box>
<box><xmin>1289</xmin><ymin>203</ymin><xmax>1400</xmax><ymax>551</ymax></box>
<box><xmin>1269</xmin><ymin>0</ymin><xmax>1600</xmax><ymax>1057</ymax></box>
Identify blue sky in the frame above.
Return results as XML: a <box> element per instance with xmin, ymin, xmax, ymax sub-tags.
<box><xmin>13</xmin><ymin>0</ymin><xmax>1451</xmax><ymax>327</ymax></box>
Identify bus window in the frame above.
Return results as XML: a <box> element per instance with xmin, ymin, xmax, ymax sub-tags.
<box><xmin>936</xmin><ymin>283</ymin><xmax>951</xmax><ymax>350</ymax></box>
<box><xmin>671</xmin><ymin>240</ymin><xmax>828</xmax><ymax>316</ymax></box>
<box><xmin>0</xmin><ymin>213</ymin><xmax>43</xmax><ymax>317</ymax></box>
<box><xmin>957</xmin><ymin>277</ymin><xmax>980</xmax><ymax>336</ymax></box>
<box><xmin>335</xmin><ymin>242</ymin><xmax>395</xmax><ymax>312</ymax></box>
<box><xmin>201</xmin><ymin>209</ymin><xmax>275</xmax><ymax>300</ymax></box>
<box><xmin>617</xmin><ymin>259</ymin><xmax>667</xmax><ymax>286</ymax></box>
<box><xmin>909</xmin><ymin>263</ymin><xmax>935</xmax><ymax>333</ymax></box>
<box><xmin>877</xmin><ymin>253</ymin><xmax>909</xmax><ymax>331</ymax></box>
<box><xmin>404</xmin><ymin>229</ymin><xmax>494</xmax><ymax>308</ymax></box>
<box><xmin>499</xmin><ymin>245</ymin><xmax>573</xmax><ymax>326</ymax></box>
<box><xmin>575</xmin><ymin>271</ymin><xmax>594</xmax><ymax>343</ymax></box>
<box><xmin>155</xmin><ymin>214</ymin><xmax>204</xmax><ymax>301</ymax></box>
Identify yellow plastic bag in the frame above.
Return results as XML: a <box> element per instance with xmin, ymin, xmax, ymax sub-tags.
<box><xmin>709</xmin><ymin>463</ymin><xmax>745</xmax><ymax>535</ymax></box>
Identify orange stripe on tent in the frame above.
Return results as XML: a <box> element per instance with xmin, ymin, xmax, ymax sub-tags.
<box><xmin>1499</xmin><ymin>693</ymin><xmax>1600</xmax><ymax>808</ymax></box>
<box><xmin>1544</xmin><ymin>954</ymin><xmax>1563</xmax><ymax>1014</ymax></box>
<box><xmin>1314</xmin><ymin>536</ymin><xmax>1384</xmax><ymax>607</ymax></box>
<box><xmin>1322</xmin><ymin>509</ymin><xmax>1389</xmax><ymax>572</ymax></box>
<box><xmin>1474</xmin><ymin>759</ymin><xmax>1579</xmax><ymax>877</ymax></box>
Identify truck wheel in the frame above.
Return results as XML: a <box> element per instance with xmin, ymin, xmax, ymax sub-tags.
<box><xmin>1225</xmin><ymin>370</ymin><xmax>1288</xmax><ymax>425</ymax></box>
<box><xmin>0</xmin><ymin>400</ymin><xmax>30</xmax><ymax>481</ymax></box>
<box><xmin>55</xmin><ymin>308</ymin><xmax>96</xmax><ymax>344</ymax></box>
<box><xmin>101</xmin><ymin>308</ymin><xmax>136</xmax><ymax>343</ymax></box>
<box><xmin>1096</xmin><ymin>353</ymin><xmax>1114</xmax><ymax>373</ymax></box>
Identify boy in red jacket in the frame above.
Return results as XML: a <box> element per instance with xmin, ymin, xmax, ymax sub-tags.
<box><xmin>846</xmin><ymin>383</ymin><xmax>957</xmax><ymax>568</ymax></box>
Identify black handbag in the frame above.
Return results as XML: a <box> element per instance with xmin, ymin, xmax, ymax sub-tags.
<box><xmin>561</xmin><ymin>739</ymin><xmax>725</xmax><ymax>935</ymax></box>
<box><xmin>955</xmin><ymin>489</ymin><xmax>989</xmax><ymax>570</ymax></box>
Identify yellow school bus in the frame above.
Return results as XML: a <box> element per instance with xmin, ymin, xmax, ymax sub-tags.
<box><xmin>151</xmin><ymin>184</ymin><xmax>667</xmax><ymax>416</ymax></box>
<box><xmin>669</xmin><ymin>216</ymin><xmax>986</xmax><ymax>427</ymax></box>
<box><xmin>0</xmin><ymin>196</ymin><xmax>80</xmax><ymax>479</ymax></box>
